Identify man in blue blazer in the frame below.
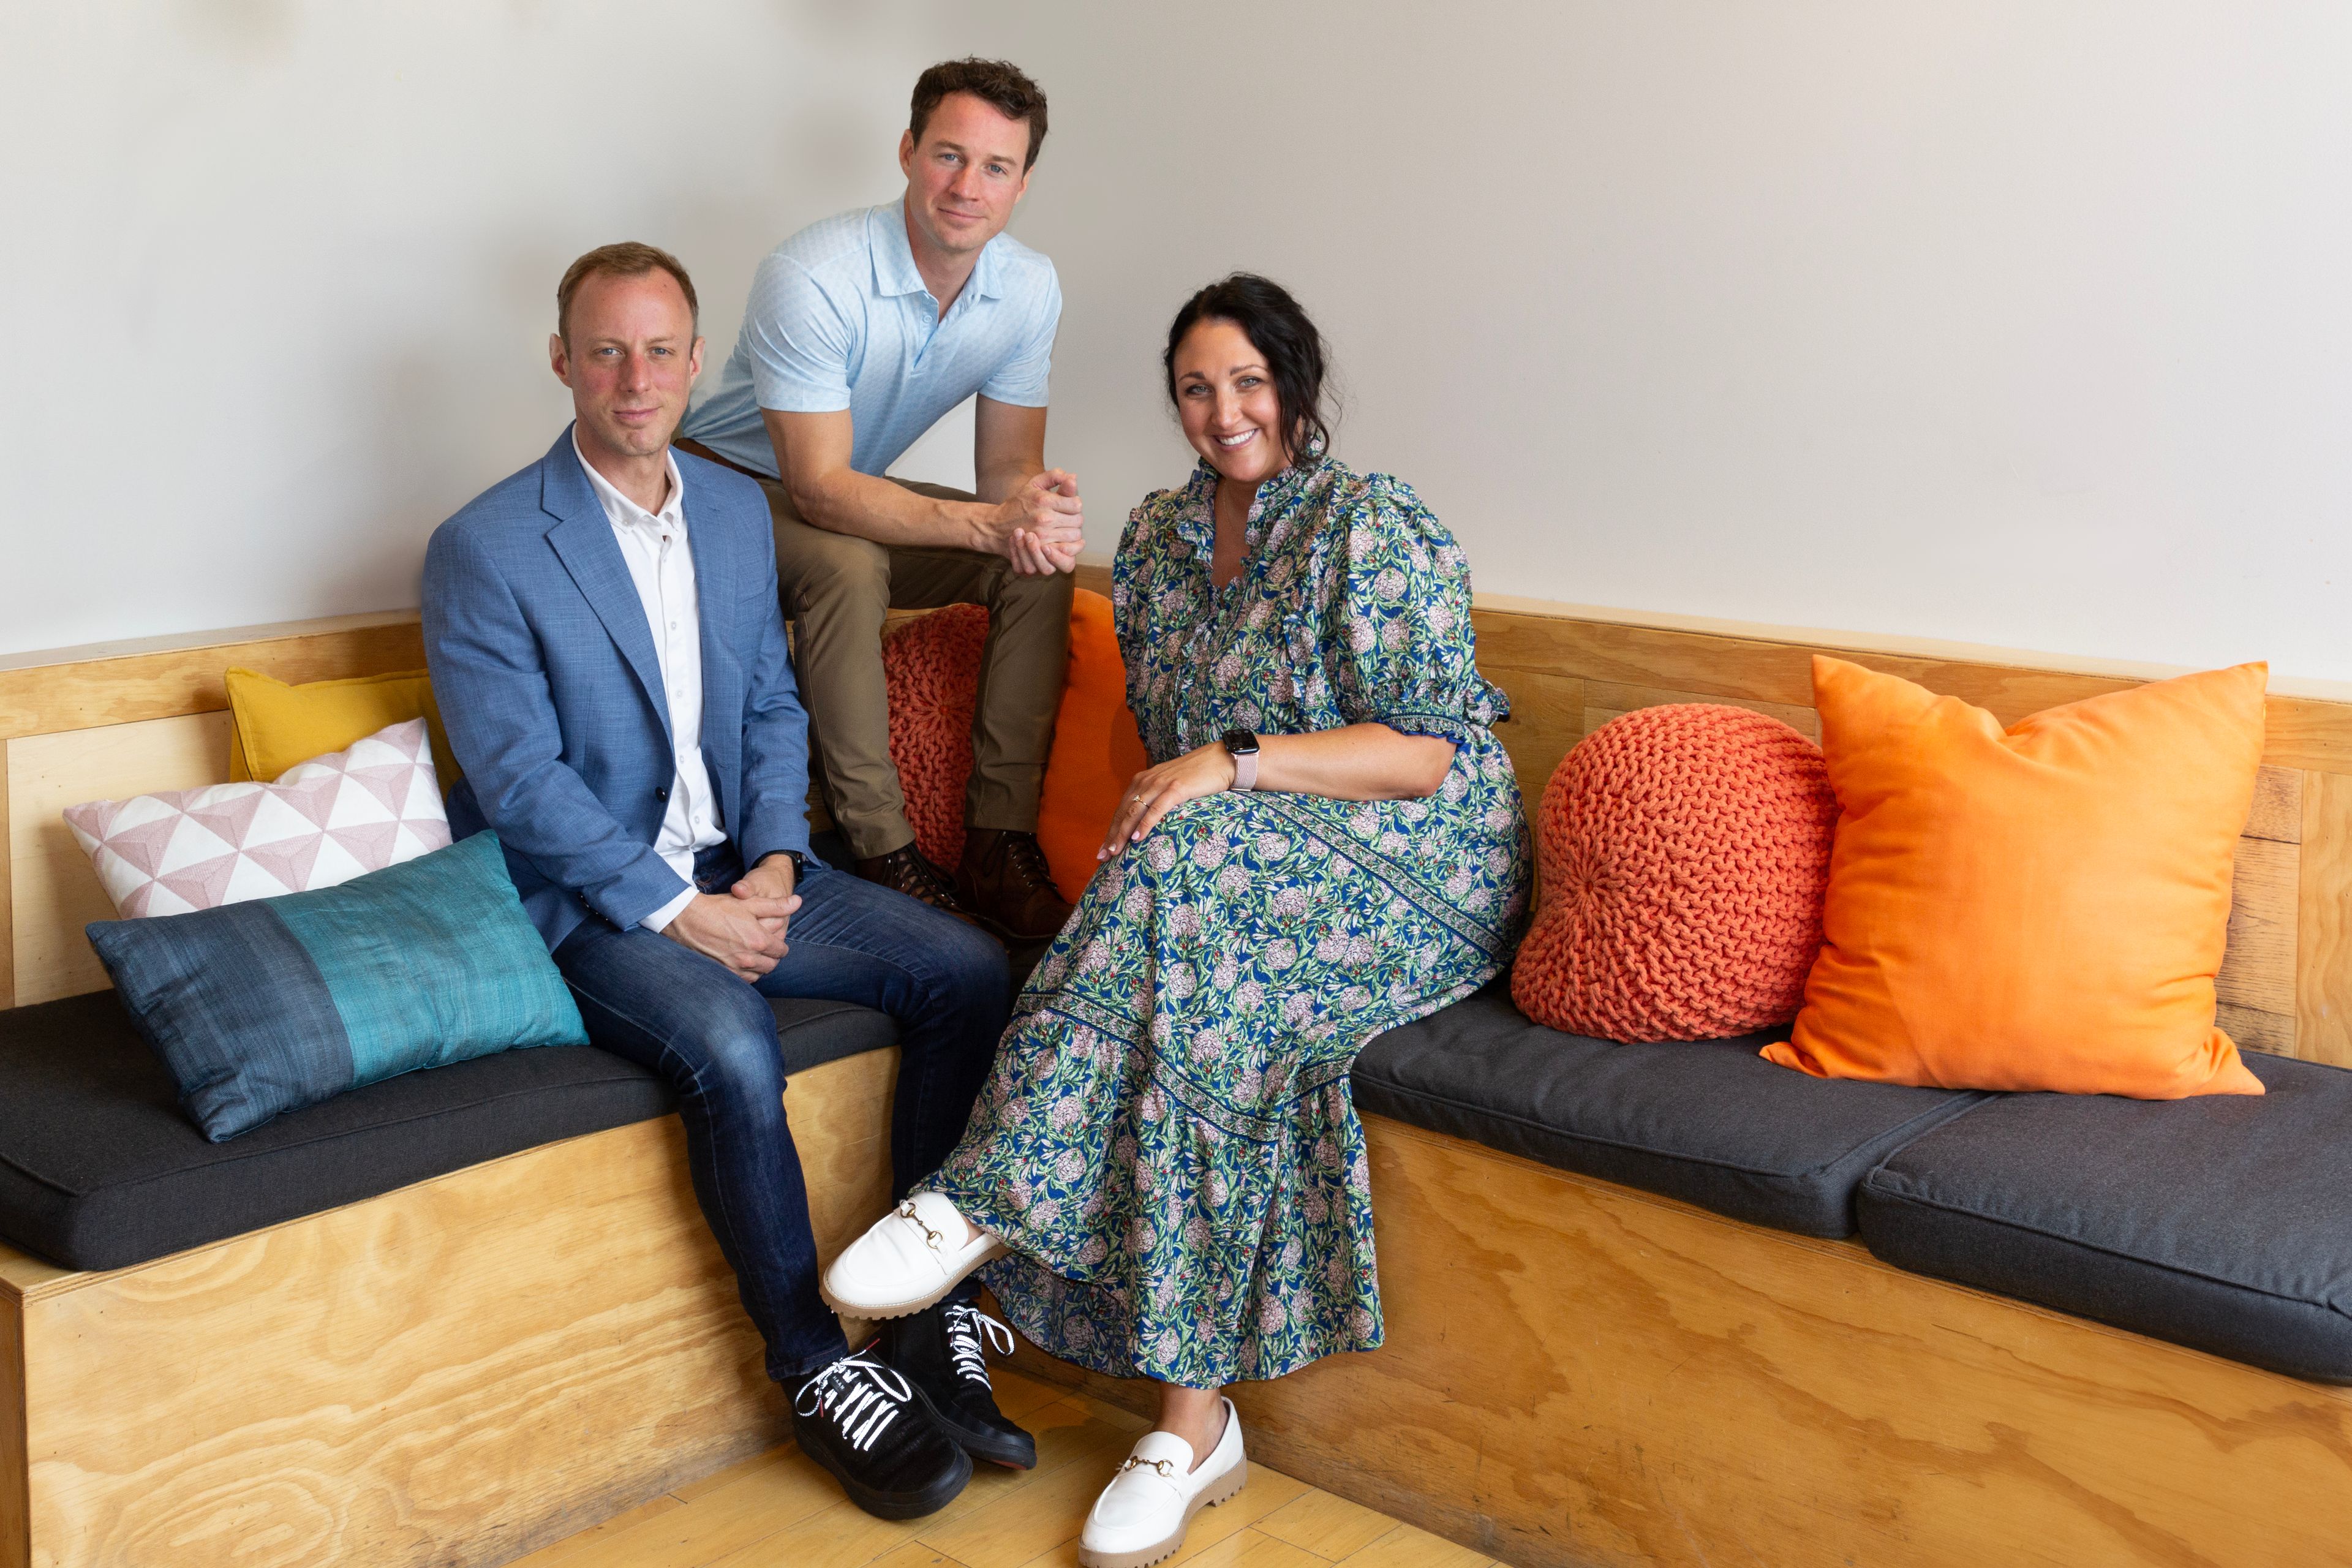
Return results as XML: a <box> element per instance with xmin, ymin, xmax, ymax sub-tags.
<box><xmin>423</xmin><ymin>244</ymin><xmax>1033</xmax><ymax>1521</ymax></box>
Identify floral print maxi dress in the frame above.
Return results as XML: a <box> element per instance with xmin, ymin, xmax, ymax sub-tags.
<box><xmin>925</xmin><ymin>450</ymin><xmax>1529</xmax><ymax>1387</ymax></box>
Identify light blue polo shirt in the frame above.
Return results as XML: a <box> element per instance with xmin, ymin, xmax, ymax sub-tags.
<box><xmin>679</xmin><ymin>199</ymin><xmax>1060</xmax><ymax>480</ymax></box>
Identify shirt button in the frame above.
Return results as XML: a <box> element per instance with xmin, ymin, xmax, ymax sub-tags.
<box><xmin>655</xmin><ymin>786</ymin><xmax>669</xmax><ymax>801</ymax></box>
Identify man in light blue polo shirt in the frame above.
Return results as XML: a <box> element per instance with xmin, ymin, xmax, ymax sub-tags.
<box><xmin>679</xmin><ymin>58</ymin><xmax>1081</xmax><ymax>943</ymax></box>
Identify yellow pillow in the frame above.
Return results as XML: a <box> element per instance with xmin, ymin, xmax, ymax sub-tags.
<box><xmin>225</xmin><ymin>668</ymin><xmax>459</xmax><ymax>791</ymax></box>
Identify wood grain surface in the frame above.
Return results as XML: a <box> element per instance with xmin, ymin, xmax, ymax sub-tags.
<box><xmin>13</xmin><ymin>1047</ymin><xmax>899</xmax><ymax>1568</ymax></box>
<box><xmin>2244</xmin><ymin>765</ymin><xmax>2305</xmax><ymax>843</ymax></box>
<box><xmin>1</xmin><ymin>1295</ymin><xmax>24</xmax><ymax>1568</ymax></box>
<box><xmin>6</xmin><ymin>715</ymin><xmax>232</xmax><ymax>1006</ymax></box>
<box><xmin>2215</xmin><ymin>1000</ymin><xmax>2296</xmax><ymax>1058</ymax></box>
<box><xmin>2216</xmin><ymin>835</ymin><xmax>2298</xmax><ymax>1017</ymax></box>
<box><xmin>2296</xmin><ymin>771</ymin><xmax>2352</xmax><ymax>1069</ymax></box>
<box><xmin>1482</xmin><ymin>670</ymin><xmax>1581</xmax><ymax>808</ymax></box>
<box><xmin>508</xmin><ymin>1368</ymin><xmax>1491</xmax><ymax>1568</ymax></box>
<box><xmin>1476</xmin><ymin>606</ymin><xmax>2346</xmax><ymax>774</ymax></box>
<box><xmin>2264</xmin><ymin>695</ymin><xmax>2352</xmax><ymax>776</ymax></box>
<box><xmin>0</xmin><ymin>617</ymin><xmax>426</xmax><ymax>743</ymax></box>
<box><xmin>1583</xmin><ymin>680</ymin><xmax>1822</xmax><ymax>742</ymax></box>
<box><xmin>1014</xmin><ymin>1115</ymin><xmax>2352</xmax><ymax>1568</ymax></box>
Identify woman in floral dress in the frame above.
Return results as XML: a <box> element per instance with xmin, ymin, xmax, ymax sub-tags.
<box><xmin>826</xmin><ymin>274</ymin><xmax>1528</xmax><ymax>1564</ymax></box>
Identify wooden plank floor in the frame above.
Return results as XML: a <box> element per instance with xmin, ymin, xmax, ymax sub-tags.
<box><xmin>510</xmin><ymin>1368</ymin><xmax>1497</xmax><ymax>1568</ymax></box>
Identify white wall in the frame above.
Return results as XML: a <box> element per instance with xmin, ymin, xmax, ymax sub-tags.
<box><xmin>0</xmin><ymin>1</ymin><xmax>960</xmax><ymax>655</ymax></box>
<box><xmin>10</xmin><ymin>3</ymin><xmax>2352</xmax><ymax>682</ymax></box>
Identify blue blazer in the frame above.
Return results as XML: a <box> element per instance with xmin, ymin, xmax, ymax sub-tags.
<box><xmin>422</xmin><ymin>427</ymin><xmax>814</xmax><ymax>952</ymax></box>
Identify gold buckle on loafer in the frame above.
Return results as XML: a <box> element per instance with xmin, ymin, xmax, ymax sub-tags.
<box><xmin>897</xmin><ymin>1199</ymin><xmax>945</xmax><ymax>1253</ymax></box>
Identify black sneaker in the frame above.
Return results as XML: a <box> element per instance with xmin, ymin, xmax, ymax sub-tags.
<box><xmin>881</xmin><ymin>1301</ymin><xmax>1038</xmax><ymax>1469</ymax></box>
<box><xmin>791</xmin><ymin>1348</ymin><xmax>973</xmax><ymax>1519</ymax></box>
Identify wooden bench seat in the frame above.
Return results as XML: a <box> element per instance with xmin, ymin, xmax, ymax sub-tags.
<box><xmin>0</xmin><ymin>1049</ymin><xmax>897</xmax><ymax>1568</ymax></box>
<box><xmin>1011</xmin><ymin>1109</ymin><xmax>2352</xmax><ymax>1568</ymax></box>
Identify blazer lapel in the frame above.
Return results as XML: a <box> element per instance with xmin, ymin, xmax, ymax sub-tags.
<box><xmin>683</xmin><ymin>484</ymin><xmax>739</xmax><ymax>835</ymax></box>
<box><xmin>541</xmin><ymin>432</ymin><xmax>672</xmax><ymax>747</ymax></box>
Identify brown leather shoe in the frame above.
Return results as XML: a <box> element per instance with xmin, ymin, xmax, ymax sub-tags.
<box><xmin>855</xmin><ymin>844</ymin><xmax>979</xmax><ymax>922</ymax></box>
<box><xmin>957</xmin><ymin>829</ymin><xmax>1076</xmax><ymax>941</ymax></box>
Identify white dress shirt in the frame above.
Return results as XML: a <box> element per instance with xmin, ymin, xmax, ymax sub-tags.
<box><xmin>574</xmin><ymin>432</ymin><xmax>725</xmax><ymax>932</ymax></box>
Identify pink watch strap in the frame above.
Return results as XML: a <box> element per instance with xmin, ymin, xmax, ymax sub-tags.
<box><xmin>1231</xmin><ymin>748</ymin><xmax>1258</xmax><ymax>791</ymax></box>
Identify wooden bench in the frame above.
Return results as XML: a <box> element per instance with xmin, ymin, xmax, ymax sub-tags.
<box><xmin>4</xmin><ymin>576</ymin><xmax>2351</xmax><ymax>1567</ymax></box>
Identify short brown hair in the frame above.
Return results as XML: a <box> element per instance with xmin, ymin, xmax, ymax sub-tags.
<box><xmin>555</xmin><ymin>242</ymin><xmax>698</xmax><ymax>345</ymax></box>
<box><xmin>910</xmin><ymin>58</ymin><xmax>1048</xmax><ymax>170</ymax></box>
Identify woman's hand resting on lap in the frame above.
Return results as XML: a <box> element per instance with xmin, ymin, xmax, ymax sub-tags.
<box><xmin>1096</xmin><ymin>727</ymin><xmax>1459</xmax><ymax>862</ymax></box>
<box><xmin>1098</xmin><ymin>743</ymin><xmax>1237</xmax><ymax>861</ymax></box>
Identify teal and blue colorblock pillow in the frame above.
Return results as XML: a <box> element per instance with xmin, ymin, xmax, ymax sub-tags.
<box><xmin>86</xmin><ymin>830</ymin><xmax>588</xmax><ymax>1141</ymax></box>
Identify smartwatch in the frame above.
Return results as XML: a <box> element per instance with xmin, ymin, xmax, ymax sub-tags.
<box><xmin>1221</xmin><ymin>729</ymin><xmax>1261</xmax><ymax>791</ymax></box>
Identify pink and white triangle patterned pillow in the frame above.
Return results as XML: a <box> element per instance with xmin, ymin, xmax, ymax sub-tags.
<box><xmin>65</xmin><ymin>717</ymin><xmax>454</xmax><ymax>919</ymax></box>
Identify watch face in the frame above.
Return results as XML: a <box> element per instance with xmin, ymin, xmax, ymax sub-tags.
<box><xmin>1221</xmin><ymin>728</ymin><xmax>1260</xmax><ymax>755</ymax></box>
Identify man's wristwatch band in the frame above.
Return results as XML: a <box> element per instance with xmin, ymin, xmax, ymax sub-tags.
<box><xmin>1221</xmin><ymin>728</ymin><xmax>1261</xmax><ymax>792</ymax></box>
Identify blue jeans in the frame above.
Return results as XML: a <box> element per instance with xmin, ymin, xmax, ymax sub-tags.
<box><xmin>553</xmin><ymin>843</ymin><xmax>1009</xmax><ymax>1382</ymax></box>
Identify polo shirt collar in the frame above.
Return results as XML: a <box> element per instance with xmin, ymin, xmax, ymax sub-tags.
<box><xmin>873</xmin><ymin>198</ymin><xmax>929</xmax><ymax>298</ymax></box>
<box><xmin>968</xmin><ymin>233</ymin><xmax>1006</xmax><ymax>301</ymax></box>
<box><xmin>874</xmin><ymin>195</ymin><xmax>1009</xmax><ymax>303</ymax></box>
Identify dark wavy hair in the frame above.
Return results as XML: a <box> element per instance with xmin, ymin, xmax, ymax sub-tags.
<box><xmin>1162</xmin><ymin>274</ymin><xmax>1332</xmax><ymax>464</ymax></box>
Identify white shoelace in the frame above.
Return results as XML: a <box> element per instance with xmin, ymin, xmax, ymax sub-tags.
<box><xmin>943</xmin><ymin>1303</ymin><xmax>1016</xmax><ymax>1387</ymax></box>
<box><xmin>796</xmin><ymin>1352</ymin><xmax>914</xmax><ymax>1453</ymax></box>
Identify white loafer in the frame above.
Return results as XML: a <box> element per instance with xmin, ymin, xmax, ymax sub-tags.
<box><xmin>821</xmin><ymin>1193</ymin><xmax>1008</xmax><ymax>1319</ymax></box>
<box><xmin>1078</xmin><ymin>1398</ymin><xmax>1248</xmax><ymax>1568</ymax></box>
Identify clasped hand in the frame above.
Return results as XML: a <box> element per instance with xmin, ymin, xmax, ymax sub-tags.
<box><xmin>660</xmin><ymin>855</ymin><xmax>802</xmax><ymax>981</ymax></box>
<box><xmin>1097</xmin><ymin>742</ymin><xmax>1238</xmax><ymax>861</ymax></box>
<box><xmin>991</xmin><ymin>469</ymin><xmax>1084</xmax><ymax>577</ymax></box>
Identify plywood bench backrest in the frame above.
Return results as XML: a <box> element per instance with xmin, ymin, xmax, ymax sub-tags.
<box><xmin>1471</xmin><ymin>607</ymin><xmax>2352</xmax><ymax>1066</ymax></box>
<box><xmin>1</xmin><ymin>614</ymin><xmax>430</xmax><ymax>1007</ymax></box>
<box><xmin>6</xmin><ymin>598</ymin><xmax>2350</xmax><ymax>1067</ymax></box>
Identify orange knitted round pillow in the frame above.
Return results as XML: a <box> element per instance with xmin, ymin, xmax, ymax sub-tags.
<box><xmin>882</xmin><ymin>604</ymin><xmax>989</xmax><ymax>869</ymax></box>
<box><xmin>1511</xmin><ymin>704</ymin><xmax>1838</xmax><ymax>1042</ymax></box>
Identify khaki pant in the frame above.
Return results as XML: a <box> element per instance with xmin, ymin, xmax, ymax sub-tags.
<box><xmin>762</xmin><ymin>473</ymin><xmax>1073</xmax><ymax>862</ymax></box>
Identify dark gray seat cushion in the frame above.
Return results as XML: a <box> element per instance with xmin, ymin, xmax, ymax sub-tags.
<box><xmin>1352</xmin><ymin>984</ymin><xmax>1985</xmax><ymax>1237</ymax></box>
<box><xmin>1858</xmin><ymin>1050</ymin><xmax>2352</xmax><ymax>1382</ymax></box>
<box><xmin>0</xmin><ymin>987</ymin><xmax>898</xmax><ymax>1273</ymax></box>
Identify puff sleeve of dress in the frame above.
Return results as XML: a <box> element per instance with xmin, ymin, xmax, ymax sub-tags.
<box><xmin>1321</xmin><ymin>475</ymin><xmax>1510</xmax><ymax>748</ymax></box>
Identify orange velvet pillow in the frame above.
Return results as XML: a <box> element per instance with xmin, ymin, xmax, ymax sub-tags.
<box><xmin>1036</xmin><ymin>589</ymin><xmax>1149</xmax><ymax>902</ymax></box>
<box><xmin>1768</xmin><ymin>656</ymin><xmax>2268</xmax><ymax>1099</ymax></box>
